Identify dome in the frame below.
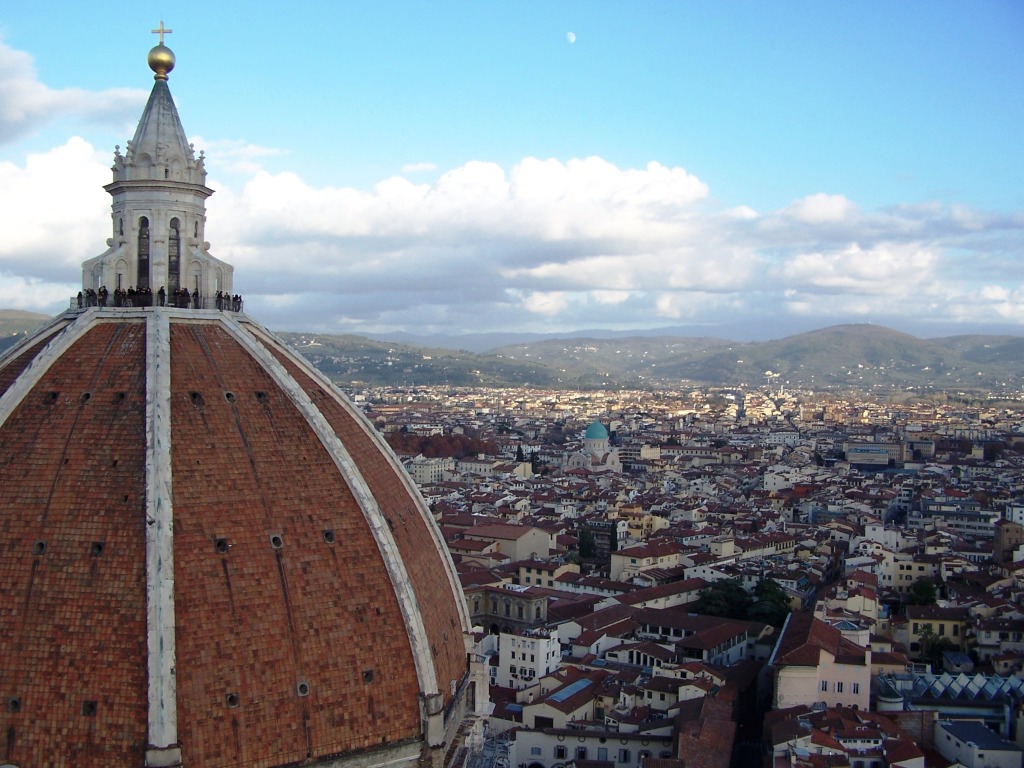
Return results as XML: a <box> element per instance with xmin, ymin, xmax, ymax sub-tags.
<box><xmin>0</xmin><ymin>311</ymin><xmax>476</xmax><ymax>767</ymax></box>
<box><xmin>584</xmin><ymin>420</ymin><xmax>609</xmax><ymax>440</ymax></box>
<box><xmin>0</xmin><ymin>32</ymin><xmax>480</xmax><ymax>768</ymax></box>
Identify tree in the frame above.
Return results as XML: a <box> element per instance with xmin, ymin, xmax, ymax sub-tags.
<box><xmin>693</xmin><ymin>579</ymin><xmax>753</xmax><ymax>620</ymax></box>
<box><xmin>579</xmin><ymin>528</ymin><xmax>597</xmax><ymax>560</ymax></box>
<box><xmin>516</xmin><ymin>445</ymin><xmax>525</xmax><ymax>462</ymax></box>
<box><xmin>746</xmin><ymin>578</ymin><xmax>792</xmax><ymax>627</ymax></box>
<box><xmin>907</xmin><ymin>577</ymin><xmax>937</xmax><ymax>606</ymax></box>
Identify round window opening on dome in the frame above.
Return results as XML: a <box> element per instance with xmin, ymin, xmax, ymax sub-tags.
<box><xmin>7</xmin><ymin>697</ymin><xmax>21</xmax><ymax>713</ymax></box>
<box><xmin>115</xmin><ymin>391</ymin><xmax>126</xmax><ymax>401</ymax></box>
<box><xmin>214</xmin><ymin>538</ymin><xmax>229</xmax><ymax>554</ymax></box>
<box><xmin>224</xmin><ymin>391</ymin><xmax>236</xmax><ymax>403</ymax></box>
<box><xmin>189</xmin><ymin>391</ymin><xmax>203</xmax><ymax>406</ymax></box>
<box><xmin>297</xmin><ymin>681</ymin><xmax>310</xmax><ymax>697</ymax></box>
<box><xmin>33</xmin><ymin>541</ymin><xmax>46</xmax><ymax>556</ymax></box>
<box><xmin>362</xmin><ymin>669</ymin><xmax>374</xmax><ymax>684</ymax></box>
<box><xmin>226</xmin><ymin>692</ymin><xmax>240</xmax><ymax>708</ymax></box>
<box><xmin>269</xmin><ymin>534</ymin><xmax>284</xmax><ymax>550</ymax></box>
<box><xmin>82</xmin><ymin>701</ymin><xmax>97</xmax><ymax>716</ymax></box>
<box><xmin>80</xmin><ymin>392</ymin><xmax>91</xmax><ymax>403</ymax></box>
<box><xmin>90</xmin><ymin>541</ymin><xmax>105</xmax><ymax>557</ymax></box>
<box><xmin>322</xmin><ymin>530</ymin><xmax>336</xmax><ymax>544</ymax></box>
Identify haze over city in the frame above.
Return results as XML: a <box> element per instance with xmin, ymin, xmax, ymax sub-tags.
<box><xmin>1</xmin><ymin>2</ymin><xmax>1021</xmax><ymax>341</ymax></box>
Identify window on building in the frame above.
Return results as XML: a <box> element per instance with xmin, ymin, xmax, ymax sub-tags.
<box><xmin>852</xmin><ymin>683</ymin><xmax>860</xmax><ymax>695</ymax></box>
<box><xmin>836</xmin><ymin>682</ymin><xmax>843</xmax><ymax>693</ymax></box>
<box><xmin>821</xmin><ymin>680</ymin><xmax>828</xmax><ymax>692</ymax></box>
<box><xmin>167</xmin><ymin>217</ymin><xmax>181</xmax><ymax>292</ymax></box>
<box><xmin>555</xmin><ymin>746</ymin><xmax>567</xmax><ymax>760</ymax></box>
<box><xmin>137</xmin><ymin>216</ymin><xmax>151</xmax><ymax>289</ymax></box>
<box><xmin>531</xmin><ymin>747</ymin><xmax>542</xmax><ymax>756</ymax></box>
<box><xmin>576</xmin><ymin>747</ymin><xmax>588</xmax><ymax>761</ymax></box>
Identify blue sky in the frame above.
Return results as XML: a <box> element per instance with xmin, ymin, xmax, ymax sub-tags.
<box><xmin>1</xmin><ymin>2</ymin><xmax>1022</xmax><ymax>340</ymax></box>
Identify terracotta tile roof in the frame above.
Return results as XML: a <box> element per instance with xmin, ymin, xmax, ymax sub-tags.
<box><xmin>774</xmin><ymin>612</ymin><xmax>866</xmax><ymax>667</ymax></box>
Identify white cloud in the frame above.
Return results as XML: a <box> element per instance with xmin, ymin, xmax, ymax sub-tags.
<box><xmin>3</xmin><ymin>129</ymin><xmax>1023</xmax><ymax>336</ymax></box>
<box><xmin>401</xmin><ymin>161</ymin><xmax>437</xmax><ymax>173</ymax></box>
<box><xmin>517</xmin><ymin>290</ymin><xmax>570</xmax><ymax>316</ymax></box>
<box><xmin>0</xmin><ymin>138</ymin><xmax>110</xmax><ymax>277</ymax></box>
<box><xmin>191</xmin><ymin>136</ymin><xmax>285</xmax><ymax>176</ymax></box>
<box><xmin>0</xmin><ymin>38</ymin><xmax>146</xmax><ymax>145</ymax></box>
<box><xmin>783</xmin><ymin>193</ymin><xmax>855</xmax><ymax>224</ymax></box>
<box><xmin>780</xmin><ymin>243</ymin><xmax>937</xmax><ymax>293</ymax></box>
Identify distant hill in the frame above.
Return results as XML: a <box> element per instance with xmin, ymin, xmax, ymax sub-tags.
<box><xmin>280</xmin><ymin>324</ymin><xmax>1024</xmax><ymax>391</ymax></box>
<box><xmin>4</xmin><ymin>311</ymin><xmax>1023</xmax><ymax>392</ymax></box>
<box><xmin>276</xmin><ymin>332</ymin><xmax>562</xmax><ymax>388</ymax></box>
<box><xmin>0</xmin><ymin>310</ymin><xmax>50</xmax><ymax>356</ymax></box>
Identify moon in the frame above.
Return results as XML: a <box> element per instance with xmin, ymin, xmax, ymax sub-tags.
<box><xmin>566</xmin><ymin>32</ymin><xmax>576</xmax><ymax>44</ymax></box>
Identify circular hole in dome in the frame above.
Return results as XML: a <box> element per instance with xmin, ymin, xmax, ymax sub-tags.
<box><xmin>362</xmin><ymin>670</ymin><xmax>374</xmax><ymax>684</ymax></box>
<box><xmin>296</xmin><ymin>681</ymin><xmax>310</xmax><ymax>697</ymax></box>
<box><xmin>33</xmin><ymin>541</ymin><xmax>46</xmax><ymax>556</ymax></box>
<box><xmin>189</xmin><ymin>391</ymin><xmax>203</xmax><ymax>406</ymax></box>
<box><xmin>80</xmin><ymin>392</ymin><xmax>91</xmax><ymax>403</ymax></box>
<box><xmin>115</xmin><ymin>391</ymin><xmax>126</xmax><ymax>401</ymax></box>
<box><xmin>82</xmin><ymin>700</ymin><xmax>97</xmax><ymax>716</ymax></box>
<box><xmin>224</xmin><ymin>391</ymin><xmax>236</xmax><ymax>403</ymax></box>
<box><xmin>322</xmin><ymin>530</ymin><xmax>335</xmax><ymax>544</ymax></box>
<box><xmin>8</xmin><ymin>697</ymin><xmax>21</xmax><ymax>713</ymax></box>
<box><xmin>45</xmin><ymin>391</ymin><xmax>59</xmax><ymax>404</ymax></box>
<box><xmin>214</xmin><ymin>538</ymin><xmax>229</xmax><ymax>554</ymax></box>
<box><xmin>269</xmin><ymin>534</ymin><xmax>284</xmax><ymax>550</ymax></box>
<box><xmin>255</xmin><ymin>391</ymin><xmax>269</xmax><ymax>404</ymax></box>
<box><xmin>90</xmin><ymin>541</ymin><xmax>105</xmax><ymax>557</ymax></box>
<box><xmin>225</xmin><ymin>692</ymin><xmax>240</xmax><ymax>708</ymax></box>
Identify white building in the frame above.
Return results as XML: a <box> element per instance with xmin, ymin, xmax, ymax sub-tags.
<box><xmin>934</xmin><ymin>720</ymin><xmax>1023</xmax><ymax>768</ymax></box>
<box><xmin>511</xmin><ymin>728</ymin><xmax>674</xmax><ymax>768</ymax></box>
<box><xmin>496</xmin><ymin>628</ymin><xmax>562</xmax><ymax>690</ymax></box>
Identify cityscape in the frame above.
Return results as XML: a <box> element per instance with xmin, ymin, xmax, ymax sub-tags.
<box><xmin>329</xmin><ymin>378</ymin><xmax>1024</xmax><ymax>768</ymax></box>
<box><xmin>1</xmin><ymin>6</ymin><xmax>1023</xmax><ymax>768</ymax></box>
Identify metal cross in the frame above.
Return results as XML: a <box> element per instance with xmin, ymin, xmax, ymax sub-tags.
<box><xmin>151</xmin><ymin>20</ymin><xmax>173</xmax><ymax>45</ymax></box>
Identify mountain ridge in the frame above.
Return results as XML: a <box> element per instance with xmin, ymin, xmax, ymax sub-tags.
<box><xmin>3</xmin><ymin>311</ymin><xmax>1023</xmax><ymax>391</ymax></box>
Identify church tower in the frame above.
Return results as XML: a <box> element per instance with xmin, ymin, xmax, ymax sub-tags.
<box><xmin>81</xmin><ymin>25</ymin><xmax>233</xmax><ymax>300</ymax></box>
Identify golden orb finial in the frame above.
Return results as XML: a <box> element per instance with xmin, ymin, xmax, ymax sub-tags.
<box><xmin>148</xmin><ymin>20</ymin><xmax>175</xmax><ymax>80</ymax></box>
<box><xmin>148</xmin><ymin>44</ymin><xmax>176</xmax><ymax>80</ymax></box>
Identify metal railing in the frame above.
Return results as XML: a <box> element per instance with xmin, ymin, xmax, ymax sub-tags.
<box><xmin>70</xmin><ymin>293</ymin><xmax>243</xmax><ymax>312</ymax></box>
